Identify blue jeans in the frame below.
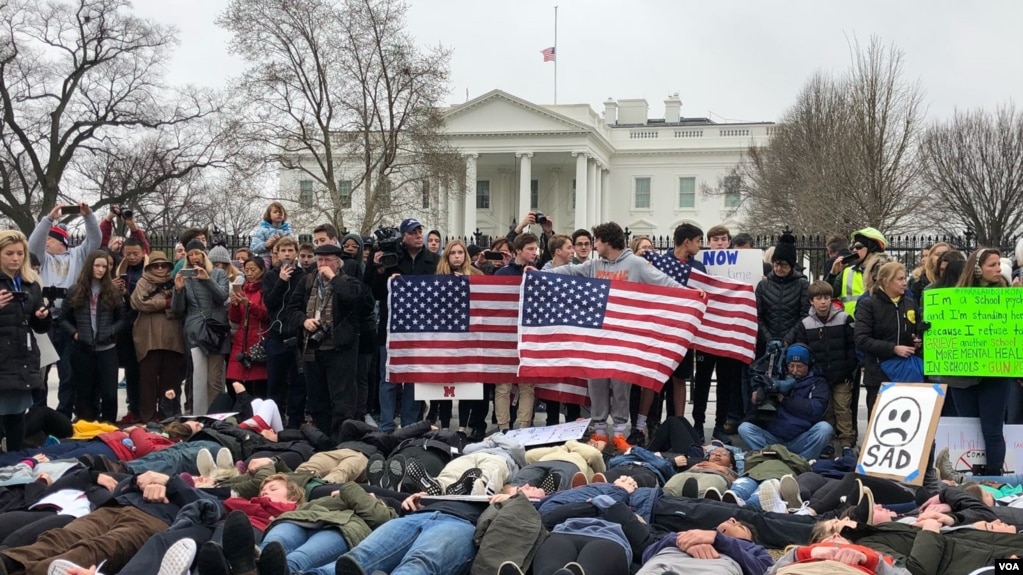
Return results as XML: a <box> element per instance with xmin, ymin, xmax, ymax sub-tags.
<box><xmin>738</xmin><ymin>421</ymin><xmax>834</xmax><ymax>461</ymax></box>
<box><xmin>377</xmin><ymin>345</ymin><xmax>421</xmax><ymax>431</ymax></box>
<box><xmin>340</xmin><ymin>511</ymin><xmax>476</xmax><ymax>575</ymax></box>
<box><xmin>260</xmin><ymin>522</ymin><xmax>349</xmax><ymax>575</ymax></box>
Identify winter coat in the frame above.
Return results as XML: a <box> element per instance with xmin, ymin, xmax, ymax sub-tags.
<box><xmin>471</xmin><ymin>492</ymin><xmax>548</xmax><ymax>575</ymax></box>
<box><xmin>767</xmin><ymin>372</ymin><xmax>830</xmax><ymax>441</ymax></box>
<box><xmin>743</xmin><ymin>444</ymin><xmax>811</xmax><ymax>481</ymax></box>
<box><xmin>249</xmin><ymin>219</ymin><xmax>294</xmax><ymax>257</ymax></box>
<box><xmin>853</xmin><ymin>290</ymin><xmax>919</xmax><ymax>388</ymax></box>
<box><xmin>58</xmin><ymin>286</ymin><xmax>129</xmax><ymax>350</ymax></box>
<box><xmin>0</xmin><ymin>273</ymin><xmax>50</xmax><ymax>393</ymax></box>
<box><xmin>130</xmin><ymin>272</ymin><xmax>184</xmax><ymax>361</ymax></box>
<box><xmin>226</xmin><ymin>279</ymin><xmax>268</xmax><ymax>382</ymax></box>
<box><xmin>267</xmin><ymin>482</ymin><xmax>396</xmax><ymax>549</ymax></box>
<box><xmin>96</xmin><ymin>428</ymin><xmax>178</xmax><ymax>461</ymax></box>
<box><xmin>755</xmin><ymin>270</ymin><xmax>810</xmax><ymax>345</ymax></box>
<box><xmin>368</xmin><ymin>247</ymin><xmax>439</xmax><ymax>344</ymax></box>
<box><xmin>261</xmin><ymin>264</ymin><xmax>305</xmax><ymax>340</ymax></box>
<box><xmin>788</xmin><ymin>307</ymin><xmax>857</xmax><ymax>385</ymax></box>
<box><xmin>171</xmin><ymin>268</ymin><xmax>230</xmax><ymax>354</ymax></box>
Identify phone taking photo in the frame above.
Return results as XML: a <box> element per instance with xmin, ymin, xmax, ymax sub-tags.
<box><xmin>179</xmin><ymin>268</ymin><xmax>198</xmax><ymax>278</ymax></box>
<box><xmin>60</xmin><ymin>205</ymin><xmax>82</xmax><ymax>215</ymax></box>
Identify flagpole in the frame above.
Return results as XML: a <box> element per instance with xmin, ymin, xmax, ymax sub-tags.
<box><xmin>554</xmin><ymin>5</ymin><xmax>558</xmax><ymax>104</ymax></box>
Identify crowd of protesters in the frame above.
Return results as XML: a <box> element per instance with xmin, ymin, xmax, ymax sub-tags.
<box><xmin>0</xmin><ymin>201</ymin><xmax>1019</xmax><ymax>575</ymax></box>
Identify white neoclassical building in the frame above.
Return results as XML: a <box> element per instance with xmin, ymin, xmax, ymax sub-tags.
<box><xmin>279</xmin><ymin>89</ymin><xmax>774</xmax><ymax>239</ymax></box>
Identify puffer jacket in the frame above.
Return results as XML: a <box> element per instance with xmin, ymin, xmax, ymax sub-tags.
<box><xmin>788</xmin><ymin>307</ymin><xmax>857</xmax><ymax>385</ymax></box>
<box><xmin>266</xmin><ymin>482</ymin><xmax>396</xmax><ymax>549</ymax></box>
<box><xmin>171</xmin><ymin>268</ymin><xmax>230</xmax><ymax>354</ymax></box>
<box><xmin>472</xmin><ymin>492</ymin><xmax>548</xmax><ymax>575</ymax></box>
<box><xmin>767</xmin><ymin>372</ymin><xmax>830</xmax><ymax>441</ymax></box>
<box><xmin>853</xmin><ymin>290</ymin><xmax>919</xmax><ymax>388</ymax></box>
<box><xmin>58</xmin><ymin>286</ymin><xmax>129</xmax><ymax>350</ymax></box>
<box><xmin>0</xmin><ymin>273</ymin><xmax>50</xmax><ymax>393</ymax></box>
<box><xmin>755</xmin><ymin>270</ymin><xmax>809</xmax><ymax>345</ymax></box>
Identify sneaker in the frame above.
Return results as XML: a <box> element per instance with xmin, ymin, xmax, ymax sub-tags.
<box><xmin>48</xmin><ymin>560</ymin><xmax>101</xmax><ymax>575</ymax></box>
<box><xmin>703</xmin><ymin>487</ymin><xmax>722</xmax><ymax>501</ymax></box>
<box><xmin>681</xmin><ymin>477</ymin><xmax>699</xmax><ymax>499</ymax></box>
<box><xmin>611</xmin><ymin>435</ymin><xmax>632</xmax><ymax>453</ymax></box>
<box><xmin>757</xmin><ymin>478</ymin><xmax>787</xmax><ymax>514</ymax></box>
<box><xmin>841</xmin><ymin>446</ymin><xmax>857</xmax><ymax>460</ymax></box>
<box><xmin>42</xmin><ymin>435</ymin><xmax>60</xmax><ymax>447</ymax></box>
<box><xmin>195</xmin><ymin>542</ymin><xmax>231</xmax><ymax>575</ymax></box>
<box><xmin>366</xmin><ymin>453</ymin><xmax>387</xmax><ymax>488</ymax></box>
<box><xmin>563</xmin><ymin>562</ymin><xmax>586</xmax><ymax>575</ymax></box>
<box><xmin>215</xmin><ymin>448</ymin><xmax>235</xmax><ymax>472</ymax></box>
<box><xmin>820</xmin><ymin>444</ymin><xmax>836</xmax><ymax>459</ymax></box>
<box><xmin>256</xmin><ymin>540</ymin><xmax>288</xmax><ymax>575</ymax></box>
<box><xmin>498</xmin><ymin>561</ymin><xmax>525</xmax><ymax>575</ymax></box>
<box><xmin>222</xmin><ymin>510</ymin><xmax>257</xmax><ymax>575</ymax></box>
<box><xmin>535</xmin><ymin>402</ymin><xmax>547</xmax><ymax>412</ymax></box>
<box><xmin>779</xmin><ymin>474</ymin><xmax>802</xmax><ymax>509</ymax></box>
<box><xmin>157</xmin><ymin>537</ymin><xmax>197</xmax><ymax>575</ymax></box>
<box><xmin>404</xmin><ymin>457</ymin><xmax>443</xmax><ymax>496</ymax></box>
<box><xmin>117</xmin><ymin>412</ymin><xmax>140</xmax><ymax>426</ymax></box>
<box><xmin>386</xmin><ymin>455</ymin><xmax>407</xmax><ymax>492</ymax></box>
<box><xmin>196</xmin><ymin>448</ymin><xmax>216</xmax><ymax>479</ymax></box>
<box><xmin>935</xmin><ymin>447</ymin><xmax>963</xmax><ymax>482</ymax></box>
<box><xmin>722</xmin><ymin>490</ymin><xmax>745</xmax><ymax>506</ymax></box>
<box><xmin>570</xmin><ymin>471</ymin><xmax>588</xmax><ymax>489</ymax></box>
<box><xmin>447</xmin><ymin>468</ymin><xmax>484</xmax><ymax>496</ymax></box>
<box><xmin>850</xmin><ymin>486</ymin><xmax>875</xmax><ymax>524</ymax></box>
<box><xmin>540</xmin><ymin>473</ymin><xmax>559</xmax><ymax>494</ymax></box>
<box><xmin>590</xmin><ymin>472</ymin><xmax>607</xmax><ymax>484</ymax></box>
<box><xmin>790</xmin><ymin>501</ymin><xmax>816</xmax><ymax>516</ymax></box>
<box><xmin>335</xmin><ymin>554</ymin><xmax>367</xmax><ymax>575</ymax></box>
<box><xmin>711</xmin><ymin>428</ymin><xmax>733</xmax><ymax>445</ymax></box>
<box><xmin>626</xmin><ymin>428</ymin><xmax>648</xmax><ymax>448</ymax></box>
<box><xmin>363</xmin><ymin>414</ymin><xmax>379</xmax><ymax>428</ymax></box>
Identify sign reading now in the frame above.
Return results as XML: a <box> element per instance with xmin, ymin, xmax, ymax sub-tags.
<box><xmin>698</xmin><ymin>249</ymin><xmax>763</xmax><ymax>285</ymax></box>
<box><xmin>923</xmin><ymin>288</ymin><xmax>1023</xmax><ymax>377</ymax></box>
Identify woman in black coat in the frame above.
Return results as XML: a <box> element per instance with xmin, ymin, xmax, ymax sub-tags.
<box><xmin>853</xmin><ymin>261</ymin><xmax>920</xmax><ymax>414</ymax></box>
<box><xmin>59</xmin><ymin>250</ymin><xmax>129</xmax><ymax>423</ymax></box>
<box><xmin>755</xmin><ymin>239</ymin><xmax>809</xmax><ymax>351</ymax></box>
<box><xmin>0</xmin><ymin>231</ymin><xmax>52</xmax><ymax>451</ymax></box>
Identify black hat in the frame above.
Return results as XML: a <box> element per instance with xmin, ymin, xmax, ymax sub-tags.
<box><xmin>313</xmin><ymin>244</ymin><xmax>344</xmax><ymax>257</ymax></box>
<box><xmin>772</xmin><ymin>240</ymin><xmax>797</xmax><ymax>268</ymax></box>
<box><xmin>185</xmin><ymin>239</ymin><xmax>206</xmax><ymax>253</ymax></box>
<box><xmin>467</xmin><ymin>244</ymin><xmax>483</xmax><ymax>258</ymax></box>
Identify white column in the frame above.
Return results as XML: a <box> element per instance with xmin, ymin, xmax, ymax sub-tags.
<box><xmin>593</xmin><ymin>165</ymin><xmax>602</xmax><ymax>225</ymax></box>
<box><xmin>600</xmin><ymin>168</ymin><xmax>611</xmax><ymax>223</ymax></box>
<box><xmin>573</xmin><ymin>152</ymin><xmax>588</xmax><ymax>230</ymax></box>
<box><xmin>464</xmin><ymin>153</ymin><xmax>478</xmax><ymax>242</ymax></box>
<box><xmin>517</xmin><ymin>152</ymin><xmax>533</xmax><ymax>219</ymax></box>
<box><xmin>586</xmin><ymin>158</ymin><xmax>598</xmax><ymax>226</ymax></box>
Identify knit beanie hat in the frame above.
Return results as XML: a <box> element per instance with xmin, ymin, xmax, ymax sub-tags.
<box><xmin>48</xmin><ymin>227</ymin><xmax>70</xmax><ymax>248</ymax></box>
<box><xmin>772</xmin><ymin>232</ymin><xmax>797</xmax><ymax>268</ymax></box>
<box><xmin>786</xmin><ymin>344</ymin><xmax>811</xmax><ymax>365</ymax></box>
<box><xmin>185</xmin><ymin>239</ymin><xmax>206</xmax><ymax>253</ymax></box>
<box><xmin>208</xmin><ymin>245</ymin><xmax>231</xmax><ymax>265</ymax></box>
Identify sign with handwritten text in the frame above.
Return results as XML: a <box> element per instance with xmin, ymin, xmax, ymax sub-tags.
<box><xmin>934</xmin><ymin>417</ymin><xmax>1022</xmax><ymax>475</ymax></box>
<box><xmin>922</xmin><ymin>288</ymin><xmax>1023</xmax><ymax>377</ymax></box>
<box><xmin>698</xmin><ymin>249</ymin><xmax>764</xmax><ymax>285</ymax></box>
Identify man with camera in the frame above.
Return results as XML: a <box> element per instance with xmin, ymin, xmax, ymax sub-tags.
<box><xmin>287</xmin><ymin>243</ymin><xmax>375</xmax><ymax>441</ymax></box>
<box><xmin>508</xmin><ymin>210</ymin><xmax>555</xmax><ymax>267</ymax></box>
<box><xmin>28</xmin><ymin>202</ymin><xmax>101</xmax><ymax>416</ymax></box>
<box><xmin>369</xmin><ymin>218</ymin><xmax>438</xmax><ymax>430</ymax></box>
<box><xmin>261</xmin><ymin>236</ymin><xmax>306</xmax><ymax>428</ymax></box>
<box><xmin>101</xmin><ymin>205</ymin><xmax>150</xmax><ymax>258</ymax></box>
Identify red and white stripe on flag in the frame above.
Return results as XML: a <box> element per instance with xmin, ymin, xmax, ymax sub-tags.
<box><xmin>541</xmin><ymin>46</ymin><xmax>556</xmax><ymax>62</ymax></box>
<box><xmin>686</xmin><ymin>268</ymin><xmax>758</xmax><ymax>363</ymax></box>
<box><xmin>517</xmin><ymin>272</ymin><xmax>707</xmax><ymax>392</ymax></box>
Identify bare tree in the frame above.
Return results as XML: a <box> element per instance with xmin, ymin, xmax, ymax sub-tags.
<box><xmin>711</xmin><ymin>37</ymin><xmax>927</xmax><ymax>236</ymax></box>
<box><xmin>0</xmin><ymin>0</ymin><xmax>225</xmax><ymax>233</ymax></box>
<box><xmin>218</xmin><ymin>0</ymin><xmax>460</xmax><ymax>235</ymax></box>
<box><xmin>921</xmin><ymin>104</ymin><xmax>1023</xmax><ymax>246</ymax></box>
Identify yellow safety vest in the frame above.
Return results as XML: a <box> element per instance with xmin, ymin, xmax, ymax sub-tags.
<box><xmin>840</xmin><ymin>267</ymin><xmax>865</xmax><ymax>319</ymax></box>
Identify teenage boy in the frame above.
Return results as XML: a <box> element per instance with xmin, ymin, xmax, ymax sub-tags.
<box><xmin>494</xmin><ymin>234</ymin><xmax>540</xmax><ymax>430</ymax></box>
<box><xmin>570</xmin><ymin>229</ymin><xmax>593</xmax><ymax>263</ymax></box>
<box><xmin>541</xmin><ymin>234</ymin><xmax>574</xmax><ymax>270</ymax></box>
<box><xmin>786</xmin><ymin>280</ymin><xmax>857</xmax><ymax>456</ymax></box>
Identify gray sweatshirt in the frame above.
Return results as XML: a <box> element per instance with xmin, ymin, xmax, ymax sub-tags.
<box><xmin>28</xmin><ymin>213</ymin><xmax>102</xmax><ymax>310</ymax></box>
<box><xmin>548</xmin><ymin>248</ymin><xmax>683</xmax><ymax>288</ymax></box>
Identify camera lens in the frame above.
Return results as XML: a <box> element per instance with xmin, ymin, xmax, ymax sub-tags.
<box><xmin>121</xmin><ymin>209</ymin><xmax>133</xmax><ymax>219</ymax></box>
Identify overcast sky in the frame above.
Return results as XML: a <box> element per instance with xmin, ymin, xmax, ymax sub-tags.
<box><xmin>135</xmin><ymin>0</ymin><xmax>1022</xmax><ymax>124</ymax></box>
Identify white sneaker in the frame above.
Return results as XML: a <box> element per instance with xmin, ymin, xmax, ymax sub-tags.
<box><xmin>48</xmin><ymin>560</ymin><xmax>105</xmax><ymax>575</ymax></box>
<box><xmin>158</xmin><ymin>538</ymin><xmax>197</xmax><ymax>575</ymax></box>
<box><xmin>790</xmin><ymin>501</ymin><xmax>816</xmax><ymax>516</ymax></box>
<box><xmin>364</xmin><ymin>414</ymin><xmax>379</xmax><ymax>427</ymax></box>
<box><xmin>757</xmin><ymin>478</ymin><xmax>787</xmax><ymax>513</ymax></box>
<box><xmin>779</xmin><ymin>474</ymin><xmax>802</xmax><ymax>509</ymax></box>
<box><xmin>215</xmin><ymin>447</ymin><xmax>235</xmax><ymax>472</ymax></box>
<box><xmin>196</xmin><ymin>448</ymin><xmax>216</xmax><ymax>478</ymax></box>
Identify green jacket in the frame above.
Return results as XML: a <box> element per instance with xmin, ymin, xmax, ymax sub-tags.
<box><xmin>846</xmin><ymin>521</ymin><xmax>1023</xmax><ymax>575</ymax></box>
<box><xmin>742</xmin><ymin>444</ymin><xmax>811</xmax><ymax>481</ymax></box>
<box><xmin>471</xmin><ymin>493</ymin><xmax>547</xmax><ymax>575</ymax></box>
<box><xmin>267</xmin><ymin>482</ymin><xmax>397</xmax><ymax>549</ymax></box>
<box><xmin>216</xmin><ymin>460</ymin><xmax>322</xmax><ymax>501</ymax></box>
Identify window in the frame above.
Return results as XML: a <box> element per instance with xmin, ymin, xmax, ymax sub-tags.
<box><xmin>530</xmin><ymin>179</ymin><xmax>539</xmax><ymax>210</ymax></box>
<box><xmin>571</xmin><ymin>179</ymin><xmax>576</xmax><ymax>208</ymax></box>
<box><xmin>338</xmin><ymin>179</ymin><xmax>352</xmax><ymax>209</ymax></box>
<box><xmin>634</xmin><ymin>177</ymin><xmax>651</xmax><ymax>209</ymax></box>
<box><xmin>299</xmin><ymin>180</ymin><xmax>314</xmax><ymax>208</ymax></box>
<box><xmin>376</xmin><ymin>177</ymin><xmax>391</xmax><ymax>209</ymax></box>
<box><xmin>476</xmin><ymin>180</ymin><xmax>490</xmax><ymax>210</ymax></box>
<box><xmin>678</xmin><ymin>177</ymin><xmax>696</xmax><ymax>209</ymax></box>
<box><xmin>421</xmin><ymin>180</ymin><xmax>431</xmax><ymax>209</ymax></box>
<box><xmin>724</xmin><ymin>175</ymin><xmax>741</xmax><ymax>208</ymax></box>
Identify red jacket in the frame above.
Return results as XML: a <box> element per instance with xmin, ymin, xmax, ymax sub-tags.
<box><xmin>97</xmin><ymin>427</ymin><xmax>177</xmax><ymax>461</ymax></box>
<box><xmin>795</xmin><ymin>543</ymin><xmax>892</xmax><ymax>574</ymax></box>
<box><xmin>227</xmin><ymin>280</ymin><xmax>269</xmax><ymax>382</ymax></box>
<box><xmin>223</xmin><ymin>497</ymin><xmax>298</xmax><ymax>532</ymax></box>
<box><xmin>100</xmin><ymin>218</ymin><xmax>150</xmax><ymax>253</ymax></box>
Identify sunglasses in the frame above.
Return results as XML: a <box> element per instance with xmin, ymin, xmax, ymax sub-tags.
<box><xmin>853</xmin><ymin>243</ymin><xmax>866</xmax><ymax>250</ymax></box>
<box><xmin>150</xmin><ymin>263</ymin><xmax>171</xmax><ymax>269</ymax></box>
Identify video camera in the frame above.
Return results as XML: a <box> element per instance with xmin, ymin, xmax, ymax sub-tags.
<box><xmin>749</xmin><ymin>340</ymin><xmax>795</xmax><ymax>408</ymax></box>
<box><xmin>111</xmin><ymin>205</ymin><xmax>134</xmax><ymax>220</ymax></box>
<box><xmin>374</xmin><ymin>226</ymin><xmax>403</xmax><ymax>268</ymax></box>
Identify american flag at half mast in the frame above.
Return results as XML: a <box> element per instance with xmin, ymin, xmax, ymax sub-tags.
<box><xmin>516</xmin><ymin>271</ymin><xmax>707</xmax><ymax>391</ymax></box>
<box><xmin>385</xmin><ymin>275</ymin><xmax>589</xmax><ymax>404</ymax></box>
<box><xmin>541</xmin><ymin>46</ymin><xmax>556</xmax><ymax>62</ymax></box>
<box><xmin>642</xmin><ymin>251</ymin><xmax>758</xmax><ymax>363</ymax></box>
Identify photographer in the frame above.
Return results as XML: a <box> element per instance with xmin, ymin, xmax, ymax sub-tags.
<box><xmin>129</xmin><ymin>251</ymin><xmax>185</xmax><ymax>423</ymax></box>
<box><xmin>369</xmin><ymin>218</ymin><xmax>438</xmax><ymax>430</ymax></box>
<box><xmin>227</xmin><ymin>257</ymin><xmax>269</xmax><ymax>394</ymax></box>
<box><xmin>101</xmin><ymin>205</ymin><xmax>150</xmax><ymax>257</ymax></box>
<box><xmin>288</xmin><ymin>244</ymin><xmax>375</xmax><ymax>441</ymax></box>
<box><xmin>507</xmin><ymin>210</ymin><xmax>556</xmax><ymax>267</ymax></box>
<box><xmin>28</xmin><ymin>202</ymin><xmax>101</xmax><ymax>417</ymax></box>
<box><xmin>261</xmin><ymin>236</ymin><xmax>306</xmax><ymax>428</ymax></box>
<box><xmin>115</xmin><ymin>237</ymin><xmax>149</xmax><ymax>424</ymax></box>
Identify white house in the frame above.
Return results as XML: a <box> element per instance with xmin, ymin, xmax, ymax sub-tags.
<box><xmin>279</xmin><ymin>89</ymin><xmax>774</xmax><ymax>239</ymax></box>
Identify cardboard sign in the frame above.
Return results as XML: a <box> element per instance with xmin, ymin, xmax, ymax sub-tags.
<box><xmin>697</xmin><ymin>249</ymin><xmax>763</xmax><ymax>285</ymax></box>
<box><xmin>934</xmin><ymin>417</ymin><xmax>1023</xmax><ymax>475</ymax></box>
<box><xmin>504</xmin><ymin>418</ymin><xmax>592</xmax><ymax>447</ymax></box>
<box><xmin>857</xmin><ymin>382</ymin><xmax>946</xmax><ymax>485</ymax></box>
<box><xmin>923</xmin><ymin>288</ymin><xmax>1023</xmax><ymax>377</ymax></box>
<box><xmin>413</xmin><ymin>382</ymin><xmax>484</xmax><ymax>401</ymax></box>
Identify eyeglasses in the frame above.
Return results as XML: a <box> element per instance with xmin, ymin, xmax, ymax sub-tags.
<box><xmin>574</xmin><ymin>242</ymin><xmax>591</xmax><ymax>248</ymax></box>
<box><xmin>151</xmin><ymin>263</ymin><xmax>171</xmax><ymax>269</ymax></box>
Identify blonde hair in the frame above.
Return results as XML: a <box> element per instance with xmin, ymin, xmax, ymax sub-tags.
<box><xmin>871</xmin><ymin>261</ymin><xmax>906</xmax><ymax>295</ymax></box>
<box><xmin>261</xmin><ymin>473</ymin><xmax>305</xmax><ymax>503</ymax></box>
<box><xmin>185</xmin><ymin>249</ymin><xmax>214</xmax><ymax>273</ymax></box>
<box><xmin>262</xmin><ymin>201</ymin><xmax>288</xmax><ymax>223</ymax></box>
<box><xmin>629</xmin><ymin>235</ymin><xmax>654</xmax><ymax>253</ymax></box>
<box><xmin>0</xmin><ymin>231</ymin><xmax>40</xmax><ymax>284</ymax></box>
<box><xmin>924</xmin><ymin>242</ymin><xmax>952</xmax><ymax>284</ymax></box>
<box><xmin>436</xmin><ymin>240</ymin><xmax>481</xmax><ymax>276</ymax></box>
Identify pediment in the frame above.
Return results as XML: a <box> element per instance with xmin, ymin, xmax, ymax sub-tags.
<box><xmin>444</xmin><ymin>90</ymin><xmax>590</xmax><ymax>135</ymax></box>
<box><xmin>627</xmin><ymin>218</ymin><xmax>659</xmax><ymax>231</ymax></box>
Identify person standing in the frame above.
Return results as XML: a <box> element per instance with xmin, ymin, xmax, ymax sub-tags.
<box><xmin>115</xmin><ymin>238</ymin><xmax>149</xmax><ymax>424</ymax></box>
<box><xmin>262</xmin><ymin>236</ymin><xmax>305</xmax><ymax>428</ymax></box>
<box><xmin>59</xmin><ymin>251</ymin><xmax>128</xmax><ymax>423</ymax></box>
<box><xmin>494</xmin><ymin>233</ymin><xmax>541</xmax><ymax>431</ymax></box>
<box><xmin>227</xmin><ymin>258</ymin><xmax>270</xmax><ymax>396</ymax></box>
<box><xmin>131</xmin><ymin>251</ymin><xmax>186</xmax><ymax>422</ymax></box>
<box><xmin>0</xmin><ymin>231</ymin><xmax>52</xmax><ymax>451</ymax></box>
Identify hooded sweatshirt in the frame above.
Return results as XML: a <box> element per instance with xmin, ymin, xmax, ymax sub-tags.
<box><xmin>340</xmin><ymin>232</ymin><xmax>366</xmax><ymax>276</ymax></box>
<box><xmin>28</xmin><ymin>213</ymin><xmax>102</xmax><ymax>307</ymax></box>
<box><xmin>548</xmin><ymin>248</ymin><xmax>683</xmax><ymax>288</ymax></box>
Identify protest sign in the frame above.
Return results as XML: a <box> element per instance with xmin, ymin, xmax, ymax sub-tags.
<box><xmin>697</xmin><ymin>249</ymin><xmax>763</xmax><ymax>285</ymax></box>
<box><xmin>857</xmin><ymin>383</ymin><xmax>946</xmax><ymax>485</ymax></box>
<box><xmin>414</xmin><ymin>382</ymin><xmax>484</xmax><ymax>401</ymax></box>
<box><xmin>922</xmin><ymin>288</ymin><xmax>1023</xmax><ymax>377</ymax></box>
<box><xmin>934</xmin><ymin>417</ymin><xmax>1023</xmax><ymax>475</ymax></box>
<box><xmin>504</xmin><ymin>418</ymin><xmax>591</xmax><ymax>446</ymax></box>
